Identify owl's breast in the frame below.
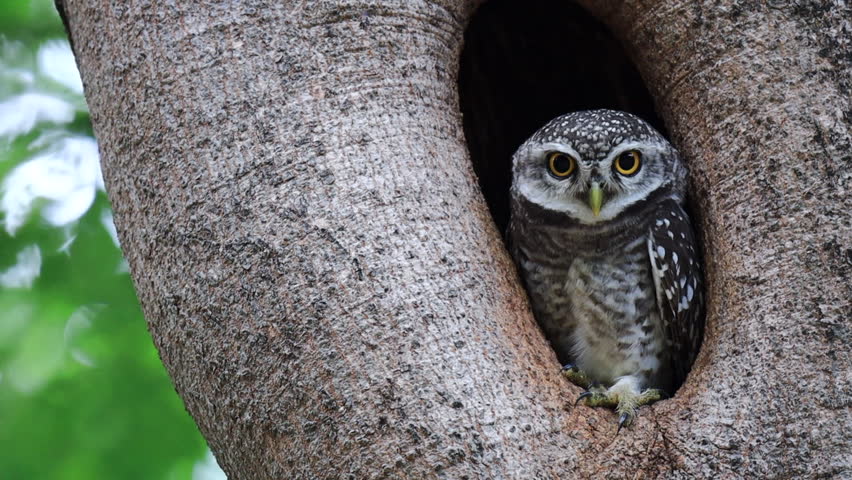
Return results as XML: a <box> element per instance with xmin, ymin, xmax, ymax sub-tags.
<box><xmin>516</xmin><ymin>231</ymin><xmax>670</xmax><ymax>388</ymax></box>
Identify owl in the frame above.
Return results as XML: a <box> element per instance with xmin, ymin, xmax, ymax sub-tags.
<box><xmin>508</xmin><ymin>110</ymin><xmax>705</xmax><ymax>429</ymax></box>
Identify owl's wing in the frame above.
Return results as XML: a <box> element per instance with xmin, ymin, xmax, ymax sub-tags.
<box><xmin>648</xmin><ymin>198</ymin><xmax>705</xmax><ymax>386</ymax></box>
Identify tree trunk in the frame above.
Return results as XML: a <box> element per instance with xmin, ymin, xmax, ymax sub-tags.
<box><xmin>61</xmin><ymin>0</ymin><xmax>850</xmax><ymax>478</ymax></box>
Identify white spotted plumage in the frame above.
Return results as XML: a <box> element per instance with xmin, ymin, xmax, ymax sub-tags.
<box><xmin>509</xmin><ymin>109</ymin><xmax>705</xmax><ymax>407</ymax></box>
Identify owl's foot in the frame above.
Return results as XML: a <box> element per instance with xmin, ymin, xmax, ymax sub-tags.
<box><xmin>573</xmin><ymin>375</ymin><xmax>666</xmax><ymax>433</ymax></box>
<box><xmin>561</xmin><ymin>363</ymin><xmax>593</xmax><ymax>390</ymax></box>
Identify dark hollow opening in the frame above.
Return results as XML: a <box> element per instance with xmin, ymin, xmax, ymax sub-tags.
<box><xmin>459</xmin><ymin>0</ymin><xmax>665</xmax><ymax>233</ymax></box>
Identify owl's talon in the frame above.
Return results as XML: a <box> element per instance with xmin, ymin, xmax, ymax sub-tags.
<box><xmin>575</xmin><ymin>389</ymin><xmax>617</xmax><ymax>408</ymax></box>
<box><xmin>575</xmin><ymin>391</ymin><xmax>595</xmax><ymax>406</ymax></box>
<box><xmin>617</xmin><ymin>412</ymin><xmax>631</xmax><ymax>435</ymax></box>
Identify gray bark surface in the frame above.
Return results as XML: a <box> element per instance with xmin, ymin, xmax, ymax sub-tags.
<box><xmin>61</xmin><ymin>0</ymin><xmax>850</xmax><ymax>478</ymax></box>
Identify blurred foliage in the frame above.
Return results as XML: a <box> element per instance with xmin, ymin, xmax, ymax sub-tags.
<box><xmin>0</xmin><ymin>0</ymin><xmax>61</xmax><ymax>38</ymax></box>
<box><xmin>0</xmin><ymin>1</ymin><xmax>219</xmax><ymax>479</ymax></box>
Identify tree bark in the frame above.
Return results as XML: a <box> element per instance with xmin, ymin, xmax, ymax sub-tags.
<box><xmin>62</xmin><ymin>0</ymin><xmax>850</xmax><ymax>478</ymax></box>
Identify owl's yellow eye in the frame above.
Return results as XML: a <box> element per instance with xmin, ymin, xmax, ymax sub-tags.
<box><xmin>547</xmin><ymin>152</ymin><xmax>576</xmax><ymax>178</ymax></box>
<box><xmin>614</xmin><ymin>150</ymin><xmax>642</xmax><ymax>176</ymax></box>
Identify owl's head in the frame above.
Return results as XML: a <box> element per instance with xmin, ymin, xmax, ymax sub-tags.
<box><xmin>511</xmin><ymin>110</ymin><xmax>687</xmax><ymax>225</ymax></box>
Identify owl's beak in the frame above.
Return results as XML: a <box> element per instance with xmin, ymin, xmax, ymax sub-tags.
<box><xmin>588</xmin><ymin>182</ymin><xmax>603</xmax><ymax>217</ymax></box>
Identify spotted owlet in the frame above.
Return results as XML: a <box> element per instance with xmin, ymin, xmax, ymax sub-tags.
<box><xmin>508</xmin><ymin>109</ymin><xmax>705</xmax><ymax>429</ymax></box>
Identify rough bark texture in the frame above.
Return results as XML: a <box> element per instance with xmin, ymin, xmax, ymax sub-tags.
<box><xmin>62</xmin><ymin>0</ymin><xmax>850</xmax><ymax>478</ymax></box>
